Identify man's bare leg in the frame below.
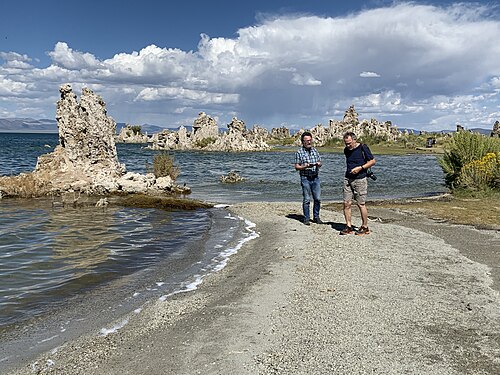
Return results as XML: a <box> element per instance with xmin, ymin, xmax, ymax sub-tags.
<box><xmin>358</xmin><ymin>203</ymin><xmax>368</xmax><ymax>228</ymax></box>
<box><xmin>343</xmin><ymin>201</ymin><xmax>352</xmax><ymax>227</ymax></box>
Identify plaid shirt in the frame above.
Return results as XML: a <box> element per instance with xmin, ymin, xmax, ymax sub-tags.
<box><xmin>295</xmin><ymin>146</ymin><xmax>321</xmax><ymax>177</ymax></box>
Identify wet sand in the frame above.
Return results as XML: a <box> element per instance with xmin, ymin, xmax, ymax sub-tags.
<box><xmin>6</xmin><ymin>201</ymin><xmax>500</xmax><ymax>374</ymax></box>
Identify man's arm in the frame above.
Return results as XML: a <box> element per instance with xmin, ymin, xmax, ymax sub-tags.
<box><xmin>362</xmin><ymin>144</ymin><xmax>376</xmax><ymax>168</ymax></box>
<box><xmin>351</xmin><ymin>145</ymin><xmax>375</xmax><ymax>174</ymax></box>
<box><xmin>295</xmin><ymin>162</ymin><xmax>316</xmax><ymax>170</ymax></box>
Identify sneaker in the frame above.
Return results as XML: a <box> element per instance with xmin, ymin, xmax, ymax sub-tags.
<box><xmin>312</xmin><ymin>217</ymin><xmax>323</xmax><ymax>224</ymax></box>
<box><xmin>303</xmin><ymin>219</ymin><xmax>310</xmax><ymax>226</ymax></box>
<box><xmin>340</xmin><ymin>226</ymin><xmax>354</xmax><ymax>235</ymax></box>
<box><xmin>355</xmin><ymin>226</ymin><xmax>370</xmax><ymax>235</ymax></box>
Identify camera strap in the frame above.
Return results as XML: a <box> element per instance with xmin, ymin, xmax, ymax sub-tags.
<box><xmin>360</xmin><ymin>143</ymin><xmax>369</xmax><ymax>163</ymax></box>
<box><xmin>360</xmin><ymin>144</ymin><xmax>377</xmax><ymax>180</ymax></box>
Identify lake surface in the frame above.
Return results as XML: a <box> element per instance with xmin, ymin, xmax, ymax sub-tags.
<box><xmin>0</xmin><ymin>133</ymin><xmax>448</xmax><ymax>203</ymax></box>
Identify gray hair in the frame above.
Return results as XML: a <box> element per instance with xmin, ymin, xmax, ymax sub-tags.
<box><xmin>343</xmin><ymin>131</ymin><xmax>357</xmax><ymax>140</ymax></box>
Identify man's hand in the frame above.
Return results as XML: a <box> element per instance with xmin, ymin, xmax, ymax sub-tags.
<box><xmin>351</xmin><ymin>166</ymin><xmax>363</xmax><ymax>174</ymax></box>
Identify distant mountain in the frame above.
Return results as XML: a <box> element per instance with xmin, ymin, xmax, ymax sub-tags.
<box><xmin>432</xmin><ymin>127</ymin><xmax>491</xmax><ymax>135</ymax></box>
<box><xmin>116</xmin><ymin>122</ymin><xmax>168</xmax><ymax>134</ymax></box>
<box><xmin>469</xmin><ymin>127</ymin><xmax>491</xmax><ymax>135</ymax></box>
<box><xmin>0</xmin><ymin>118</ymin><xmax>58</xmax><ymax>133</ymax></box>
<box><xmin>0</xmin><ymin>118</ymin><xmax>175</xmax><ymax>135</ymax></box>
<box><xmin>402</xmin><ymin>127</ymin><xmax>492</xmax><ymax>135</ymax></box>
<box><xmin>398</xmin><ymin>127</ymin><xmax>421</xmax><ymax>134</ymax></box>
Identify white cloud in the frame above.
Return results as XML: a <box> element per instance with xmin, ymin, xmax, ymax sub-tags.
<box><xmin>290</xmin><ymin>72</ymin><xmax>321</xmax><ymax>86</ymax></box>
<box><xmin>354</xmin><ymin>90</ymin><xmax>424</xmax><ymax>114</ymax></box>
<box><xmin>1</xmin><ymin>3</ymin><xmax>499</xmax><ymax>130</ymax></box>
<box><xmin>0</xmin><ymin>77</ymin><xmax>29</xmax><ymax>95</ymax></box>
<box><xmin>48</xmin><ymin>42</ymin><xmax>101</xmax><ymax>70</ymax></box>
<box><xmin>0</xmin><ymin>52</ymin><xmax>33</xmax><ymax>69</ymax></box>
<box><xmin>360</xmin><ymin>72</ymin><xmax>380</xmax><ymax>78</ymax></box>
<box><xmin>135</xmin><ymin>87</ymin><xmax>239</xmax><ymax>105</ymax></box>
<box><xmin>490</xmin><ymin>77</ymin><xmax>500</xmax><ymax>90</ymax></box>
<box><xmin>174</xmin><ymin>107</ymin><xmax>187</xmax><ymax>114</ymax></box>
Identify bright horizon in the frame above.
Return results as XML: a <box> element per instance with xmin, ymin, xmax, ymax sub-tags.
<box><xmin>1</xmin><ymin>0</ymin><xmax>499</xmax><ymax>132</ymax></box>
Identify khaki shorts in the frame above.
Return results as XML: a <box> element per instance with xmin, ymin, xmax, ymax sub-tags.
<box><xmin>343</xmin><ymin>177</ymin><xmax>368</xmax><ymax>205</ymax></box>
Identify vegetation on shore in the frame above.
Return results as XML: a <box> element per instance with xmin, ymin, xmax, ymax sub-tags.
<box><xmin>195</xmin><ymin>136</ymin><xmax>217</xmax><ymax>148</ymax></box>
<box><xmin>439</xmin><ymin>131</ymin><xmax>500</xmax><ymax>191</ymax></box>
<box><xmin>374</xmin><ymin>191</ymin><xmax>499</xmax><ymax>229</ymax></box>
<box><xmin>147</xmin><ymin>151</ymin><xmax>180</xmax><ymax>180</ymax></box>
<box><xmin>314</xmin><ymin>132</ymin><xmax>450</xmax><ymax>155</ymax></box>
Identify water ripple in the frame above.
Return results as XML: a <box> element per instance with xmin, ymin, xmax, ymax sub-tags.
<box><xmin>0</xmin><ymin>199</ymin><xmax>210</xmax><ymax>327</ymax></box>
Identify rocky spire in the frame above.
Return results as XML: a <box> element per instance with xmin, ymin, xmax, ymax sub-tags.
<box><xmin>491</xmin><ymin>120</ymin><xmax>500</xmax><ymax>138</ymax></box>
<box><xmin>33</xmin><ymin>84</ymin><xmax>125</xmax><ymax>191</ymax></box>
<box><xmin>343</xmin><ymin>105</ymin><xmax>359</xmax><ymax>126</ymax></box>
<box><xmin>0</xmin><ymin>84</ymin><xmax>190</xmax><ymax>198</ymax></box>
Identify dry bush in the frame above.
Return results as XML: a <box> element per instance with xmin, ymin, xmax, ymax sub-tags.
<box><xmin>152</xmin><ymin>152</ymin><xmax>180</xmax><ymax>180</ymax></box>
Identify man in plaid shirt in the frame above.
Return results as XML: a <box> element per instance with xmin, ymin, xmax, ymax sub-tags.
<box><xmin>294</xmin><ymin>131</ymin><xmax>323</xmax><ymax>225</ymax></box>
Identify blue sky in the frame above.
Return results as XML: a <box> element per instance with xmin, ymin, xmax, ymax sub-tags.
<box><xmin>1</xmin><ymin>0</ymin><xmax>499</xmax><ymax>131</ymax></box>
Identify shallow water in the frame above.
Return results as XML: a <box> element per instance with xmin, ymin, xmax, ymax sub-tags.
<box><xmin>0</xmin><ymin>200</ymin><xmax>254</xmax><ymax>371</ymax></box>
<box><xmin>0</xmin><ymin>198</ymin><xmax>212</xmax><ymax>328</ymax></box>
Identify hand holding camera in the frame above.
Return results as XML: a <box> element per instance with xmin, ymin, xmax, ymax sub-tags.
<box><xmin>366</xmin><ymin>168</ymin><xmax>377</xmax><ymax>181</ymax></box>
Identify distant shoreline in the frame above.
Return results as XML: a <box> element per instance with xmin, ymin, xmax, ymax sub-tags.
<box><xmin>0</xmin><ymin>130</ymin><xmax>58</xmax><ymax>134</ymax></box>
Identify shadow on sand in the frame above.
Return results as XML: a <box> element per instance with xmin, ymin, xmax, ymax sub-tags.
<box><xmin>285</xmin><ymin>213</ymin><xmax>345</xmax><ymax>231</ymax></box>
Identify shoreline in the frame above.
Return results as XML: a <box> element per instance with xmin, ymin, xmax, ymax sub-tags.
<box><xmin>5</xmin><ymin>201</ymin><xmax>500</xmax><ymax>374</ymax></box>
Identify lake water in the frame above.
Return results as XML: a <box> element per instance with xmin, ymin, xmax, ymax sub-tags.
<box><xmin>0</xmin><ymin>132</ymin><xmax>447</xmax><ymax>370</ymax></box>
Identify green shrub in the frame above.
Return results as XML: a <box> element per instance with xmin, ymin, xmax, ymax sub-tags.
<box><xmin>148</xmin><ymin>152</ymin><xmax>180</xmax><ymax>180</ymax></box>
<box><xmin>130</xmin><ymin>125</ymin><xmax>142</xmax><ymax>135</ymax></box>
<box><xmin>268</xmin><ymin>137</ymin><xmax>297</xmax><ymax>146</ymax></box>
<box><xmin>398</xmin><ymin>133</ymin><xmax>427</xmax><ymax>148</ymax></box>
<box><xmin>195</xmin><ymin>137</ymin><xmax>216</xmax><ymax>148</ymax></box>
<box><xmin>439</xmin><ymin>131</ymin><xmax>500</xmax><ymax>189</ymax></box>
<box><xmin>321</xmin><ymin>138</ymin><xmax>342</xmax><ymax>147</ymax></box>
<box><xmin>359</xmin><ymin>133</ymin><xmax>388</xmax><ymax>145</ymax></box>
<box><xmin>457</xmin><ymin>152</ymin><xmax>500</xmax><ymax>190</ymax></box>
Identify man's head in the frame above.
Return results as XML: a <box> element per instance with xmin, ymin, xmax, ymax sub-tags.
<box><xmin>343</xmin><ymin>131</ymin><xmax>357</xmax><ymax>149</ymax></box>
<box><xmin>301</xmin><ymin>131</ymin><xmax>313</xmax><ymax>149</ymax></box>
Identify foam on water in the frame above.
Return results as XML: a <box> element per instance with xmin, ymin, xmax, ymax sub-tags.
<box><xmin>100</xmin><ymin>318</ymin><xmax>129</xmax><ymax>337</ymax></box>
<box><xmin>0</xmin><ymin>207</ymin><xmax>258</xmax><ymax>373</ymax></box>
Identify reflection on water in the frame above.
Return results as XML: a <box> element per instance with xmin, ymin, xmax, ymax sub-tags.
<box><xmin>0</xmin><ymin>198</ymin><xmax>209</xmax><ymax>328</ymax></box>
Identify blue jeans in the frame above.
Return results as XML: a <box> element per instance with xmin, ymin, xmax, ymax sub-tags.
<box><xmin>300</xmin><ymin>175</ymin><xmax>321</xmax><ymax>221</ymax></box>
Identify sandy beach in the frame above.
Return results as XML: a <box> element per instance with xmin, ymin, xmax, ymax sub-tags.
<box><xmin>7</xmin><ymin>201</ymin><xmax>500</xmax><ymax>374</ymax></box>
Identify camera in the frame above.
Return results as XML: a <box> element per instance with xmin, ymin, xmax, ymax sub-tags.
<box><xmin>366</xmin><ymin>169</ymin><xmax>377</xmax><ymax>181</ymax></box>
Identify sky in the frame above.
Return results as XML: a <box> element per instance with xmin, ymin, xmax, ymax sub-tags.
<box><xmin>0</xmin><ymin>0</ymin><xmax>499</xmax><ymax>132</ymax></box>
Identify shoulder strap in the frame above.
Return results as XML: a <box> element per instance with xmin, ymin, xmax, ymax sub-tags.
<box><xmin>360</xmin><ymin>143</ymin><xmax>367</xmax><ymax>162</ymax></box>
